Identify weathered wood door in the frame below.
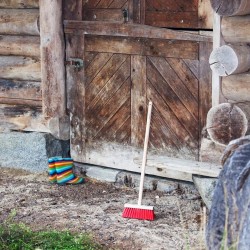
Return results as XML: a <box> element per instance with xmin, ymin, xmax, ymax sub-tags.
<box><xmin>64</xmin><ymin>0</ymin><xmax>212</xmax><ymax>181</ymax></box>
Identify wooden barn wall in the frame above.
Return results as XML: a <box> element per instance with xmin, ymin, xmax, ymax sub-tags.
<box><xmin>77</xmin><ymin>0</ymin><xmax>213</xmax><ymax>29</ymax></box>
<box><xmin>0</xmin><ymin>0</ymin><xmax>49</xmax><ymax>132</ymax></box>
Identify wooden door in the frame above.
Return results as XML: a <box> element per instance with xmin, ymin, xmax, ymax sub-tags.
<box><xmin>64</xmin><ymin>0</ymin><xmax>212</xmax><ymax>181</ymax></box>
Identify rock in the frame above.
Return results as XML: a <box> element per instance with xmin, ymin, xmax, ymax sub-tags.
<box><xmin>192</xmin><ymin>175</ymin><xmax>217</xmax><ymax>209</ymax></box>
<box><xmin>206</xmin><ymin>136</ymin><xmax>250</xmax><ymax>250</ymax></box>
<box><xmin>0</xmin><ymin>131</ymin><xmax>70</xmax><ymax>172</ymax></box>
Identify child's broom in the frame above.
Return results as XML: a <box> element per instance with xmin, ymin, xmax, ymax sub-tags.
<box><xmin>122</xmin><ymin>101</ymin><xmax>155</xmax><ymax>220</ymax></box>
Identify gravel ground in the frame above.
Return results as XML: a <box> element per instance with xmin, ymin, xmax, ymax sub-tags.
<box><xmin>0</xmin><ymin>167</ymin><xmax>206</xmax><ymax>249</ymax></box>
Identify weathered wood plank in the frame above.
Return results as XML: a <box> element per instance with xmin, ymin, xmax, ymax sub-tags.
<box><xmin>0</xmin><ymin>35</ymin><xmax>40</xmax><ymax>57</ymax></box>
<box><xmin>65</xmin><ymin>33</ymin><xmax>86</xmax><ymax>161</ymax></box>
<box><xmin>0</xmin><ymin>104</ymin><xmax>49</xmax><ymax>132</ymax></box>
<box><xmin>167</xmin><ymin>58</ymin><xmax>198</xmax><ymax>99</ymax></box>
<box><xmin>145</xmin><ymin>11</ymin><xmax>198</xmax><ymax>29</ymax></box>
<box><xmin>0</xmin><ymin>9</ymin><xmax>39</xmax><ymax>35</ymax></box>
<box><xmin>83</xmin><ymin>141</ymin><xmax>221</xmax><ymax>181</ymax></box>
<box><xmin>87</xmin><ymin>78</ymin><xmax>131</xmax><ymax>137</ymax></box>
<box><xmin>64</xmin><ymin>21</ymin><xmax>212</xmax><ymax>42</ymax></box>
<box><xmin>109</xmin><ymin>0</ymin><xmax>128</xmax><ymax>8</ymax></box>
<box><xmin>85</xmin><ymin>35</ymin><xmax>199</xmax><ymax>60</ymax></box>
<box><xmin>222</xmin><ymin>15</ymin><xmax>250</xmax><ymax>43</ymax></box>
<box><xmin>0</xmin><ymin>56</ymin><xmax>41</xmax><ymax>81</ymax></box>
<box><xmin>146</xmin><ymin>0</ymin><xmax>198</xmax><ymax>11</ymax></box>
<box><xmin>85</xmin><ymin>53</ymin><xmax>128</xmax><ymax>105</ymax></box>
<box><xmin>0</xmin><ymin>79</ymin><xmax>41</xmax><ymax>100</ymax></box>
<box><xmin>0</xmin><ymin>98</ymin><xmax>41</xmax><ymax>107</ymax></box>
<box><xmin>85</xmin><ymin>52</ymin><xmax>113</xmax><ymax>86</ymax></box>
<box><xmin>40</xmin><ymin>0</ymin><xmax>66</xmax><ymax>118</ymax></box>
<box><xmin>0</xmin><ymin>0</ymin><xmax>39</xmax><ymax>8</ymax></box>
<box><xmin>149</xmin><ymin>56</ymin><xmax>198</xmax><ymax>121</ymax></box>
<box><xmin>95</xmin><ymin>99</ymin><xmax>131</xmax><ymax>143</ymax></box>
<box><xmin>222</xmin><ymin>74</ymin><xmax>250</xmax><ymax>102</ymax></box>
<box><xmin>147</xmin><ymin>79</ymin><xmax>198</xmax><ymax>159</ymax></box>
<box><xmin>199</xmin><ymin>42</ymin><xmax>212</xmax><ymax>136</ymax></box>
<box><xmin>83</xmin><ymin>8</ymin><xmax>125</xmax><ymax>22</ymax></box>
<box><xmin>62</xmin><ymin>0</ymin><xmax>83</xmax><ymax>20</ymax></box>
<box><xmin>86</xmin><ymin>56</ymin><xmax>130</xmax><ymax>120</ymax></box>
<box><xmin>131</xmin><ymin>55</ymin><xmax>146</xmax><ymax>148</ymax></box>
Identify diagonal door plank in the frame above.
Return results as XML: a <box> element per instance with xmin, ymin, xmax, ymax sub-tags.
<box><xmin>147</xmin><ymin>58</ymin><xmax>198</xmax><ymax>140</ymax></box>
<box><xmin>86</xmin><ymin>53</ymin><xmax>127</xmax><ymax>105</ymax></box>
<box><xmin>167</xmin><ymin>58</ymin><xmax>198</xmax><ymax>100</ymax></box>
<box><xmin>149</xmin><ymin>56</ymin><xmax>198</xmax><ymax>121</ymax></box>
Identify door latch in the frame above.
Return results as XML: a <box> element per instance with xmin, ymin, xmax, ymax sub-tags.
<box><xmin>65</xmin><ymin>58</ymin><xmax>84</xmax><ymax>69</ymax></box>
<box><xmin>122</xmin><ymin>8</ymin><xmax>128</xmax><ymax>23</ymax></box>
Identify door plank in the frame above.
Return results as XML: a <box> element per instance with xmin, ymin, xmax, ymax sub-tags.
<box><xmin>109</xmin><ymin>0</ymin><xmax>127</xmax><ymax>8</ymax></box>
<box><xmin>147</xmin><ymin>62</ymin><xmax>198</xmax><ymax>141</ymax></box>
<box><xmin>95</xmin><ymin>98</ymin><xmax>131</xmax><ymax>142</ymax></box>
<box><xmin>131</xmin><ymin>55</ymin><xmax>147</xmax><ymax>148</ymax></box>
<box><xmin>86</xmin><ymin>35</ymin><xmax>199</xmax><ymax>59</ymax></box>
<box><xmin>64</xmin><ymin>21</ymin><xmax>212</xmax><ymax>42</ymax></box>
<box><xmin>86</xmin><ymin>56</ymin><xmax>130</xmax><ymax>115</ymax></box>
<box><xmin>87</xmin><ymin>78</ymin><xmax>131</xmax><ymax>138</ymax></box>
<box><xmin>65</xmin><ymin>34</ymin><xmax>86</xmax><ymax>161</ymax></box>
<box><xmin>85</xmin><ymin>52</ymin><xmax>113</xmax><ymax>86</ymax></box>
<box><xmin>184</xmin><ymin>59</ymin><xmax>199</xmax><ymax>79</ymax></box>
<box><xmin>149</xmin><ymin>56</ymin><xmax>198</xmax><ymax>121</ymax></box>
<box><xmin>145</xmin><ymin>11</ymin><xmax>198</xmax><ymax>29</ymax></box>
<box><xmin>167</xmin><ymin>58</ymin><xmax>198</xmax><ymax>100</ymax></box>
<box><xmin>147</xmin><ymin>80</ymin><xmax>198</xmax><ymax>153</ymax></box>
<box><xmin>86</xmin><ymin>53</ymin><xmax>128</xmax><ymax>105</ymax></box>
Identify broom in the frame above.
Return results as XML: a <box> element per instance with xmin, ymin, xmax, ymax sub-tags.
<box><xmin>122</xmin><ymin>101</ymin><xmax>155</xmax><ymax>220</ymax></box>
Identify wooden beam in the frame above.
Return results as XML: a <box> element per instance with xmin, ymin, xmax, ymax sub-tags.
<box><xmin>222</xmin><ymin>15</ymin><xmax>250</xmax><ymax>43</ymax></box>
<box><xmin>64</xmin><ymin>21</ymin><xmax>212</xmax><ymax>42</ymax></box>
<box><xmin>212</xmin><ymin>13</ymin><xmax>224</xmax><ymax>107</ymax></box>
<box><xmin>85</xmin><ymin>35</ymin><xmax>199</xmax><ymax>60</ymax></box>
<box><xmin>0</xmin><ymin>104</ymin><xmax>49</xmax><ymax>132</ymax></box>
<box><xmin>39</xmin><ymin>0</ymin><xmax>66</xmax><ymax>118</ymax></box>
<box><xmin>0</xmin><ymin>98</ymin><xmax>41</xmax><ymax>107</ymax></box>
<box><xmin>0</xmin><ymin>9</ymin><xmax>39</xmax><ymax>36</ymax></box>
<box><xmin>0</xmin><ymin>79</ymin><xmax>41</xmax><ymax>100</ymax></box>
<box><xmin>131</xmin><ymin>55</ymin><xmax>146</xmax><ymax>147</ymax></box>
<box><xmin>199</xmin><ymin>40</ymin><xmax>212</xmax><ymax>138</ymax></box>
<box><xmin>222</xmin><ymin>74</ymin><xmax>250</xmax><ymax>102</ymax></box>
<box><xmin>65</xmin><ymin>34</ymin><xmax>86</xmax><ymax>160</ymax></box>
<box><xmin>0</xmin><ymin>56</ymin><xmax>41</xmax><ymax>81</ymax></box>
<box><xmin>62</xmin><ymin>0</ymin><xmax>83</xmax><ymax>20</ymax></box>
<box><xmin>83</xmin><ymin>141</ymin><xmax>221</xmax><ymax>182</ymax></box>
<box><xmin>209</xmin><ymin>45</ymin><xmax>250</xmax><ymax>76</ymax></box>
<box><xmin>210</xmin><ymin>0</ymin><xmax>250</xmax><ymax>16</ymax></box>
<box><xmin>0</xmin><ymin>0</ymin><xmax>39</xmax><ymax>8</ymax></box>
<box><xmin>0</xmin><ymin>35</ymin><xmax>40</xmax><ymax>57</ymax></box>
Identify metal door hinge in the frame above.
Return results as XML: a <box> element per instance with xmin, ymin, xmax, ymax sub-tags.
<box><xmin>65</xmin><ymin>58</ymin><xmax>84</xmax><ymax>69</ymax></box>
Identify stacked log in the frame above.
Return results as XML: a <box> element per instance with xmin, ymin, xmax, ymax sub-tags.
<box><xmin>0</xmin><ymin>0</ymin><xmax>47</xmax><ymax>132</ymax></box>
<box><xmin>207</xmin><ymin>0</ymin><xmax>250</xmax><ymax>145</ymax></box>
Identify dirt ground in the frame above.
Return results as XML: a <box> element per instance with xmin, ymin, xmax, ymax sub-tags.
<box><xmin>0</xmin><ymin>167</ymin><xmax>206</xmax><ymax>250</ymax></box>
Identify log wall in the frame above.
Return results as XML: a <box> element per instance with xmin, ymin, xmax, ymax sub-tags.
<box><xmin>0</xmin><ymin>0</ymin><xmax>49</xmax><ymax>133</ymax></box>
<box><xmin>203</xmin><ymin>0</ymin><xmax>250</xmax><ymax>156</ymax></box>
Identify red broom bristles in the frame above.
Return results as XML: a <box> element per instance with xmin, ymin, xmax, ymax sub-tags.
<box><xmin>122</xmin><ymin>206</ymin><xmax>155</xmax><ymax>221</ymax></box>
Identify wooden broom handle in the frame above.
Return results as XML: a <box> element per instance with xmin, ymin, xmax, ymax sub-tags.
<box><xmin>138</xmin><ymin>101</ymin><xmax>152</xmax><ymax>206</ymax></box>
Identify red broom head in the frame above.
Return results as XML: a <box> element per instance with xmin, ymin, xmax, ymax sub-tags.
<box><xmin>122</xmin><ymin>204</ymin><xmax>155</xmax><ymax>221</ymax></box>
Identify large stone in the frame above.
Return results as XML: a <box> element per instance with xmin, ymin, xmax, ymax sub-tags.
<box><xmin>0</xmin><ymin>132</ymin><xmax>69</xmax><ymax>172</ymax></box>
<box><xmin>192</xmin><ymin>175</ymin><xmax>217</xmax><ymax>209</ymax></box>
<box><xmin>74</xmin><ymin>163</ymin><xmax>199</xmax><ymax>195</ymax></box>
<box><xmin>206</xmin><ymin>136</ymin><xmax>250</xmax><ymax>250</ymax></box>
